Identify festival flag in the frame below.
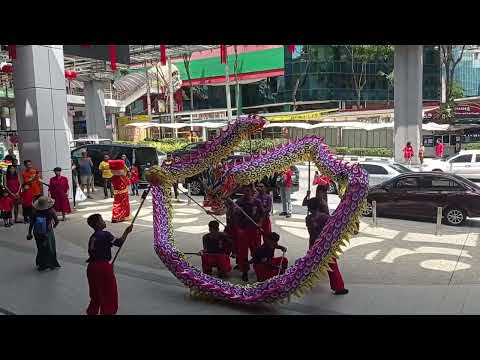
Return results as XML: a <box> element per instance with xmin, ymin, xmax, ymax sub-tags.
<box><xmin>220</xmin><ymin>45</ymin><xmax>227</xmax><ymax>64</ymax></box>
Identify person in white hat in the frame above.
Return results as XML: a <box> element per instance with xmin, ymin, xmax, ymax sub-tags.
<box><xmin>27</xmin><ymin>196</ymin><xmax>61</xmax><ymax>271</ymax></box>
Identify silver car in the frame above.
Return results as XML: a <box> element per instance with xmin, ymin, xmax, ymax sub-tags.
<box><xmin>358</xmin><ymin>161</ymin><xmax>412</xmax><ymax>187</ymax></box>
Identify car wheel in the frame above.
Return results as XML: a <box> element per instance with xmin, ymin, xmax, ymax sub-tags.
<box><xmin>444</xmin><ymin>207</ymin><xmax>466</xmax><ymax>226</ymax></box>
<box><xmin>362</xmin><ymin>202</ymin><xmax>373</xmax><ymax>217</ymax></box>
<box><xmin>432</xmin><ymin>169</ymin><xmax>443</xmax><ymax>172</ymax></box>
<box><xmin>189</xmin><ymin>180</ymin><xmax>204</xmax><ymax>196</ymax></box>
<box><xmin>327</xmin><ymin>182</ymin><xmax>337</xmax><ymax>194</ymax></box>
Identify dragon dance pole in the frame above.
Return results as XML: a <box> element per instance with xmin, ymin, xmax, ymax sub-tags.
<box><xmin>111</xmin><ymin>187</ymin><xmax>151</xmax><ymax>265</ymax></box>
<box><xmin>177</xmin><ymin>187</ymin><xmax>227</xmax><ymax>228</ymax></box>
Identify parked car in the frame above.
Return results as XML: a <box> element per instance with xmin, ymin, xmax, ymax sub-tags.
<box><xmin>69</xmin><ymin>138</ymin><xmax>112</xmax><ymax>149</ymax></box>
<box><xmin>422</xmin><ymin>150</ymin><xmax>480</xmax><ymax>180</ymax></box>
<box><xmin>362</xmin><ymin>172</ymin><xmax>480</xmax><ymax>226</ymax></box>
<box><xmin>157</xmin><ymin>149</ymin><xmax>167</xmax><ymax>165</ymax></box>
<box><xmin>359</xmin><ymin>161</ymin><xmax>413</xmax><ymax>187</ymax></box>
<box><xmin>326</xmin><ymin>161</ymin><xmax>412</xmax><ymax>194</ymax></box>
<box><xmin>71</xmin><ymin>144</ymin><xmax>158</xmax><ymax>187</ymax></box>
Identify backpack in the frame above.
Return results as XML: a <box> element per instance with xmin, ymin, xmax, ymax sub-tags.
<box><xmin>33</xmin><ymin>215</ymin><xmax>48</xmax><ymax>237</ymax></box>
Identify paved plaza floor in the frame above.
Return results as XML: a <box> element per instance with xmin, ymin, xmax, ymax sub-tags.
<box><xmin>1</xmin><ymin>165</ymin><xmax>480</xmax><ymax>314</ymax></box>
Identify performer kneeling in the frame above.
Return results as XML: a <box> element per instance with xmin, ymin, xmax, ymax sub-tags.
<box><xmin>201</xmin><ymin>220</ymin><xmax>233</xmax><ymax>278</ymax></box>
<box><xmin>251</xmin><ymin>232</ymin><xmax>288</xmax><ymax>282</ymax></box>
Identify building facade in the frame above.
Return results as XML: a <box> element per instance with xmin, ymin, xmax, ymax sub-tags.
<box><xmin>278</xmin><ymin>45</ymin><xmax>441</xmax><ymax>107</ymax></box>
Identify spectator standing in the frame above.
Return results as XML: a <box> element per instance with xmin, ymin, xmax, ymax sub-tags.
<box><xmin>435</xmin><ymin>139</ymin><xmax>445</xmax><ymax>159</ymax></box>
<box><xmin>4</xmin><ymin>165</ymin><xmax>21</xmax><ymax>223</ymax></box>
<box><xmin>49</xmin><ymin>167</ymin><xmax>71</xmax><ymax>221</ymax></box>
<box><xmin>278</xmin><ymin>167</ymin><xmax>293</xmax><ymax>218</ymax></box>
<box><xmin>419</xmin><ymin>144</ymin><xmax>425</xmax><ymax>165</ymax></box>
<box><xmin>403</xmin><ymin>142</ymin><xmax>414</xmax><ymax>165</ymax></box>
<box><xmin>99</xmin><ymin>154</ymin><xmax>113</xmax><ymax>199</ymax></box>
<box><xmin>3</xmin><ymin>148</ymin><xmax>18</xmax><ymax>166</ymax></box>
<box><xmin>27</xmin><ymin>196</ymin><xmax>61</xmax><ymax>271</ymax></box>
<box><xmin>78</xmin><ymin>152</ymin><xmax>94</xmax><ymax>199</ymax></box>
<box><xmin>21</xmin><ymin>160</ymin><xmax>42</xmax><ymax>198</ymax></box>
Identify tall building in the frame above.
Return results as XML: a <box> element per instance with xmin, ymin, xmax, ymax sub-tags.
<box><xmin>453</xmin><ymin>47</ymin><xmax>480</xmax><ymax>97</ymax></box>
<box><xmin>278</xmin><ymin>45</ymin><xmax>440</xmax><ymax>107</ymax></box>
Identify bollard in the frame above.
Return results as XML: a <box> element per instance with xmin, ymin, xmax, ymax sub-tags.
<box><xmin>187</xmin><ymin>183</ymin><xmax>192</xmax><ymax>205</ymax></box>
<box><xmin>372</xmin><ymin>200</ymin><xmax>377</xmax><ymax>227</ymax></box>
<box><xmin>435</xmin><ymin>207</ymin><xmax>442</xmax><ymax>236</ymax></box>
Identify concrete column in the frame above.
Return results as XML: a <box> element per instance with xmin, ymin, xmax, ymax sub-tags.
<box><xmin>394</xmin><ymin>45</ymin><xmax>423</xmax><ymax>164</ymax></box>
<box><xmin>9</xmin><ymin>107</ymin><xmax>17</xmax><ymax>131</ymax></box>
<box><xmin>66</xmin><ymin>109</ymin><xmax>74</xmax><ymax>142</ymax></box>
<box><xmin>13</xmin><ymin>45</ymin><xmax>72</xmax><ymax>198</ymax></box>
<box><xmin>85</xmin><ymin>80</ymin><xmax>111</xmax><ymax>139</ymax></box>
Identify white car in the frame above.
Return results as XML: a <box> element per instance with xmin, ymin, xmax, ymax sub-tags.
<box><xmin>358</xmin><ymin>161</ymin><xmax>413</xmax><ymax>187</ymax></box>
<box><xmin>422</xmin><ymin>150</ymin><xmax>480</xmax><ymax>180</ymax></box>
<box><xmin>69</xmin><ymin>138</ymin><xmax>112</xmax><ymax>149</ymax></box>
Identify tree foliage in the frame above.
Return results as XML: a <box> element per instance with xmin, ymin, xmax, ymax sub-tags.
<box><xmin>343</xmin><ymin>45</ymin><xmax>393</xmax><ymax>106</ymax></box>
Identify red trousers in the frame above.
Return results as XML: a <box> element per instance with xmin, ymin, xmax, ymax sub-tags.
<box><xmin>253</xmin><ymin>257</ymin><xmax>288</xmax><ymax>282</ymax></box>
<box><xmin>86</xmin><ymin>261</ymin><xmax>118</xmax><ymax>315</ymax></box>
<box><xmin>236</xmin><ymin>227</ymin><xmax>261</xmax><ymax>273</ymax></box>
<box><xmin>327</xmin><ymin>258</ymin><xmax>345</xmax><ymax>291</ymax></box>
<box><xmin>201</xmin><ymin>253</ymin><xmax>232</xmax><ymax>275</ymax></box>
<box><xmin>261</xmin><ymin>217</ymin><xmax>272</xmax><ymax>243</ymax></box>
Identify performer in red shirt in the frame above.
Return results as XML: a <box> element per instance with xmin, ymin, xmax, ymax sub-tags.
<box><xmin>49</xmin><ymin>167</ymin><xmax>71</xmax><ymax>221</ymax></box>
<box><xmin>109</xmin><ymin>160</ymin><xmax>131</xmax><ymax>223</ymax></box>
<box><xmin>129</xmin><ymin>164</ymin><xmax>140</xmax><ymax>196</ymax></box>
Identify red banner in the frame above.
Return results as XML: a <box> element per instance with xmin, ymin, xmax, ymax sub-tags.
<box><xmin>220</xmin><ymin>45</ymin><xmax>227</xmax><ymax>64</ymax></box>
<box><xmin>109</xmin><ymin>45</ymin><xmax>117</xmax><ymax>71</ymax></box>
<box><xmin>160</xmin><ymin>45</ymin><xmax>167</xmax><ymax>65</ymax></box>
<box><xmin>424</xmin><ymin>102</ymin><xmax>480</xmax><ymax>121</ymax></box>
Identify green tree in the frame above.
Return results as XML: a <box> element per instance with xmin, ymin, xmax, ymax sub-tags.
<box><xmin>450</xmin><ymin>80</ymin><xmax>464</xmax><ymax>100</ymax></box>
<box><xmin>378</xmin><ymin>70</ymin><xmax>394</xmax><ymax>106</ymax></box>
<box><xmin>343</xmin><ymin>45</ymin><xmax>394</xmax><ymax>107</ymax></box>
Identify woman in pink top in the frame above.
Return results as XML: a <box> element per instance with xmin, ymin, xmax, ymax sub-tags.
<box><xmin>435</xmin><ymin>139</ymin><xmax>445</xmax><ymax>158</ymax></box>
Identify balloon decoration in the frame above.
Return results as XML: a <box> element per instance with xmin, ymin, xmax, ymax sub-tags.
<box><xmin>145</xmin><ymin>114</ymin><xmax>369</xmax><ymax>304</ymax></box>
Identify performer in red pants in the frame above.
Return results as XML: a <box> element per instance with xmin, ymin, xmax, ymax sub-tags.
<box><xmin>234</xmin><ymin>185</ymin><xmax>265</xmax><ymax>282</ymax></box>
<box><xmin>251</xmin><ymin>232</ymin><xmax>288</xmax><ymax>282</ymax></box>
<box><xmin>85</xmin><ymin>213</ymin><xmax>132</xmax><ymax>315</ymax></box>
<box><xmin>256</xmin><ymin>182</ymin><xmax>272</xmax><ymax>241</ymax></box>
<box><xmin>200</xmin><ymin>220</ymin><xmax>233</xmax><ymax>277</ymax></box>
<box><xmin>305</xmin><ymin>198</ymin><xmax>349</xmax><ymax>295</ymax></box>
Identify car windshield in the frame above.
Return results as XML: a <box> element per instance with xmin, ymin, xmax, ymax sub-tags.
<box><xmin>388</xmin><ymin>163</ymin><xmax>412</xmax><ymax>173</ymax></box>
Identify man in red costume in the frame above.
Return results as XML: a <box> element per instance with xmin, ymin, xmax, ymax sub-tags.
<box><xmin>109</xmin><ymin>160</ymin><xmax>130</xmax><ymax>223</ymax></box>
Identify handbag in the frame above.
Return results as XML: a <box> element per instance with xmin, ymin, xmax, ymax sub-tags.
<box><xmin>75</xmin><ymin>188</ymin><xmax>87</xmax><ymax>203</ymax></box>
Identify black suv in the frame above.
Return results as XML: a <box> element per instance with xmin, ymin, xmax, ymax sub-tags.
<box><xmin>71</xmin><ymin>144</ymin><xmax>158</xmax><ymax>187</ymax></box>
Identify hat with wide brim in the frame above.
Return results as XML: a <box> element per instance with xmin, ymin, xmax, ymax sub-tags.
<box><xmin>33</xmin><ymin>196</ymin><xmax>55</xmax><ymax>211</ymax></box>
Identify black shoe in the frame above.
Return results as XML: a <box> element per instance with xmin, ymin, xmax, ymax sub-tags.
<box><xmin>334</xmin><ymin>289</ymin><xmax>349</xmax><ymax>295</ymax></box>
<box><xmin>233</xmin><ymin>264</ymin><xmax>240</xmax><ymax>270</ymax></box>
<box><xmin>279</xmin><ymin>212</ymin><xmax>287</xmax><ymax>216</ymax></box>
<box><xmin>37</xmin><ymin>267</ymin><xmax>48</xmax><ymax>272</ymax></box>
<box><xmin>241</xmin><ymin>273</ymin><xmax>249</xmax><ymax>282</ymax></box>
<box><xmin>285</xmin><ymin>214</ymin><xmax>291</xmax><ymax>218</ymax></box>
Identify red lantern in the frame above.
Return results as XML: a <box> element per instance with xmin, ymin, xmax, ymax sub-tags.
<box><xmin>64</xmin><ymin>70</ymin><xmax>77</xmax><ymax>80</ymax></box>
<box><xmin>0</xmin><ymin>63</ymin><xmax>13</xmax><ymax>74</ymax></box>
<box><xmin>160</xmin><ymin>45</ymin><xmax>167</xmax><ymax>65</ymax></box>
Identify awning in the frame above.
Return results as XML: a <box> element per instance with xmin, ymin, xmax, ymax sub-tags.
<box><xmin>124</xmin><ymin>121</ymin><xmax>228</xmax><ymax>129</ymax></box>
<box><xmin>265</xmin><ymin>121</ymin><xmax>393</xmax><ymax>131</ymax></box>
<box><xmin>422</xmin><ymin>122</ymin><xmax>449</xmax><ymax>131</ymax></box>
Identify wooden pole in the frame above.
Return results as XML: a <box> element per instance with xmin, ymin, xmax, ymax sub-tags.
<box><xmin>111</xmin><ymin>187</ymin><xmax>150</xmax><ymax>265</ymax></box>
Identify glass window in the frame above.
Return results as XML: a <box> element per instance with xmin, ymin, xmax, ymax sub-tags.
<box><xmin>360</xmin><ymin>164</ymin><xmax>388</xmax><ymax>175</ymax></box>
<box><xmin>475</xmin><ymin>155</ymin><xmax>480</xmax><ymax>163</ymax></box>
<box><xmin>71</xmin><ymin>146</ymin><xmax>87</xmax><ymax>160</ymax></box>
<box><xmin>134</xmin><ymin>148</ymin><xmax>159</xmax><ymax>166</ymax></box>
<box><xmin>388</xmin><ymin>163</ymin><xmax>412</xmax><ymax>173</ymax></box>
<box><xmin>421</xmin><ymin>176</ymin><xmax>464</xmax><ymax>191</ymax></box>
<box><xmin>395</xmin><ymin>177</ymin><xmax>419</xmax><ymax>189</ymax></box>
<box><xmin>450</xmin><ymin>154</ymin><xmax>472</xmax><ymax>163</ymax></box>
